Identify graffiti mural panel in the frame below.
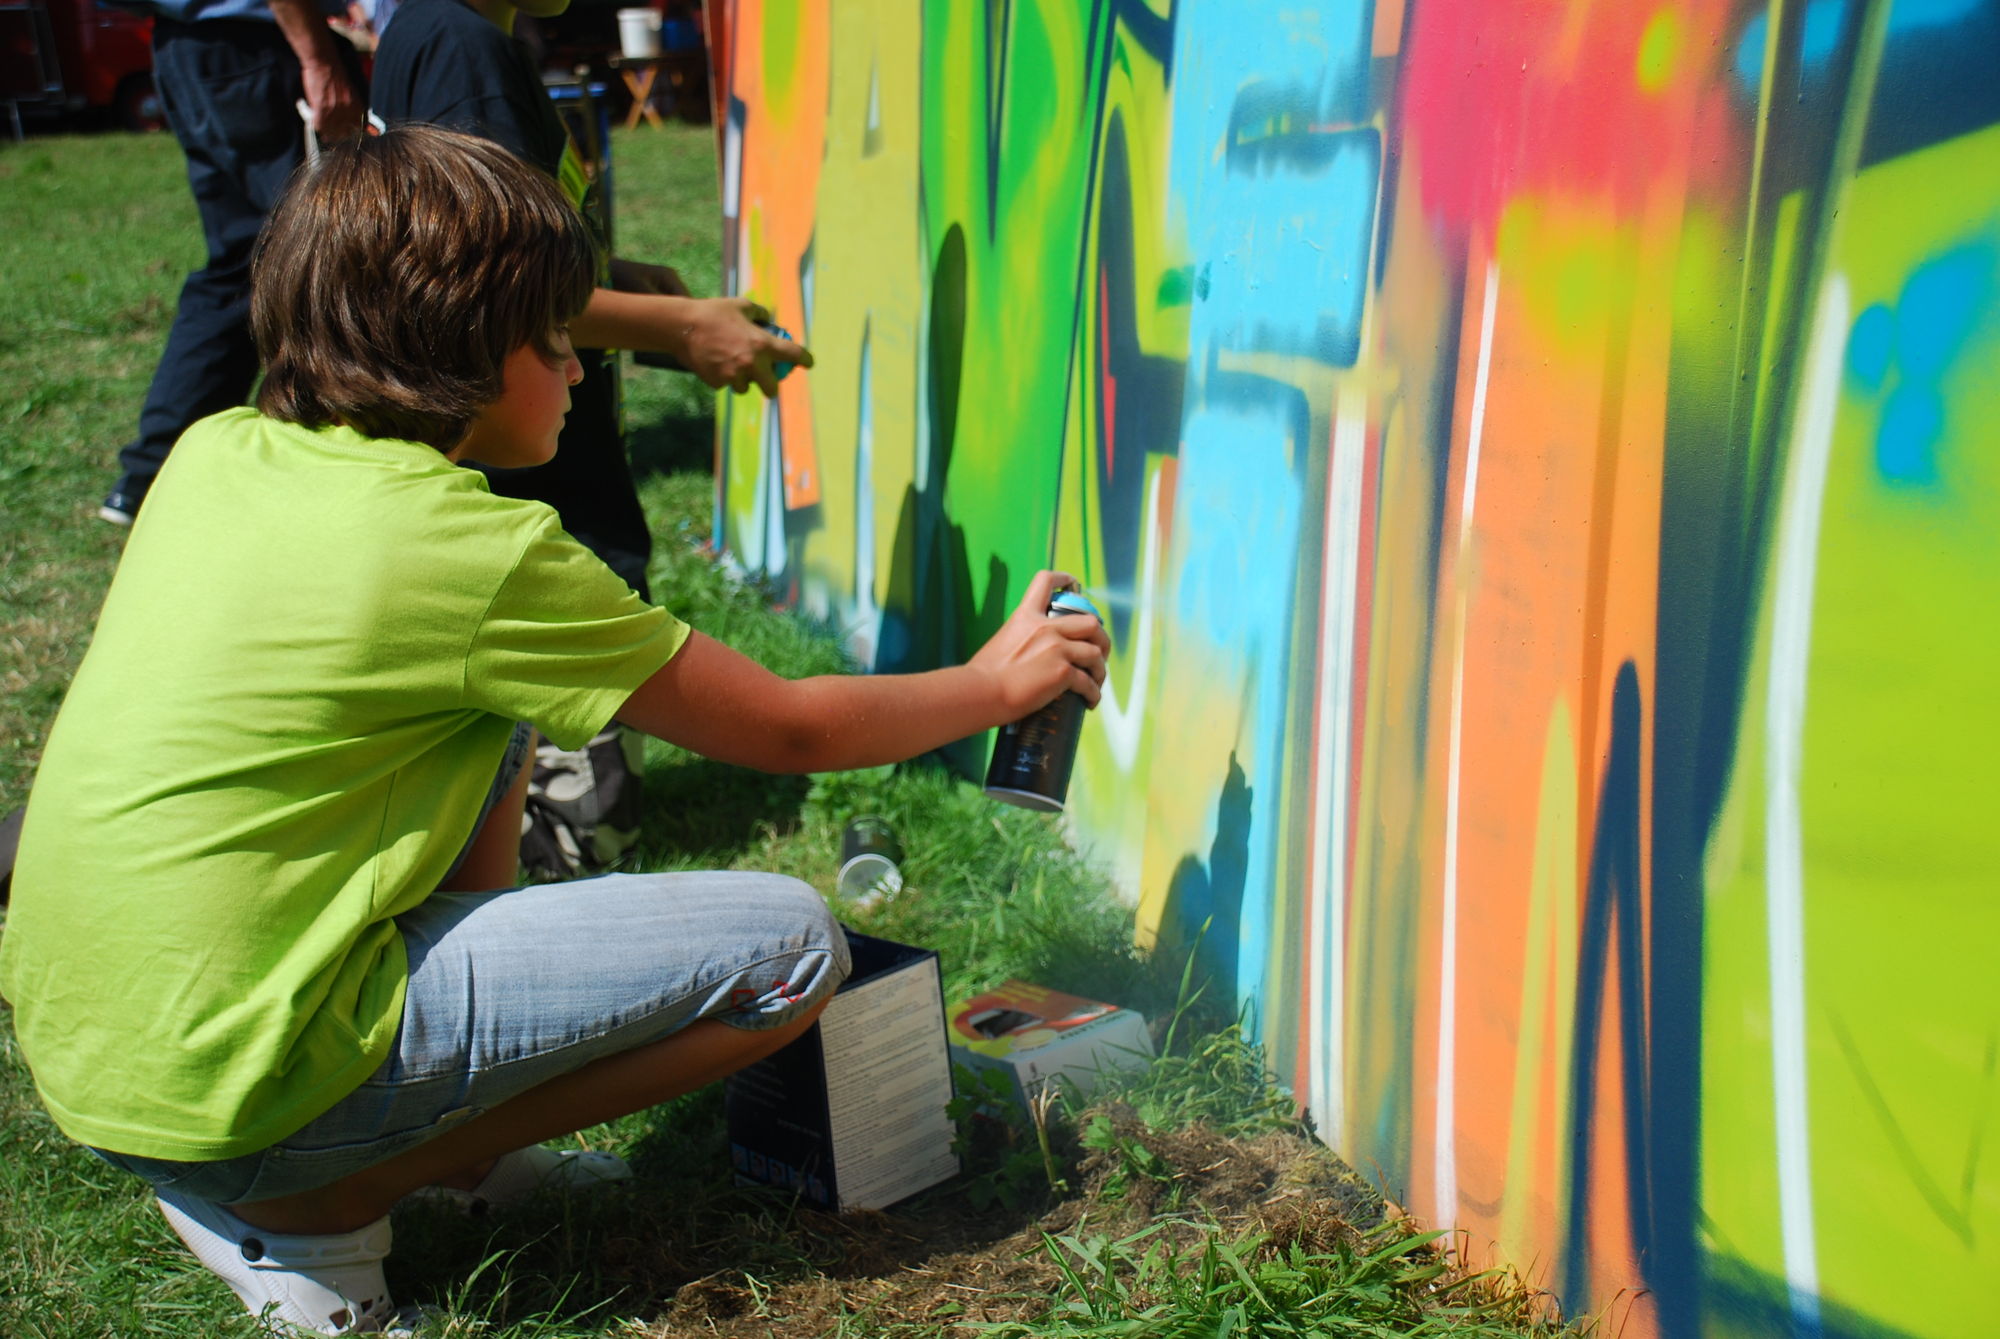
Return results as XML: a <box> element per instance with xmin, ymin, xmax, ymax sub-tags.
<box><xmin>714</xmin><ymin>0</ymin><xmax>2000</xmax><ymax>1332</ymax></box>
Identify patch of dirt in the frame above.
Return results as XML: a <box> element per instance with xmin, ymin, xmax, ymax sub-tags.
<box><xmin>645</xmin><ymin>1106</ymin><xmax>1392</xmax><ymax>1337</ymax></box>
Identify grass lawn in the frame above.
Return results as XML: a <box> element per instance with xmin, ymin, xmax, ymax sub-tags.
<box><xmin>0</xmin><ymin>125</ymin><xmax>1577</xmax><ymax>1337</ymax></box>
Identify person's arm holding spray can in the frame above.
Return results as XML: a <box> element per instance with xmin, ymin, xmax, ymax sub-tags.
<box><xmin>572</xmin><ymin>292</ymin><xmax>809</xmax><ymax>399</ymax></box>
<box><xmin>614</xmin><ymin>570</ymin><xmax>1108</xmax><ymax>776</ymax></box>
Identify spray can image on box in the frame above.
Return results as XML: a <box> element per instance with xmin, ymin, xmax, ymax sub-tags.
<box><xmin>983</xmin><ymin>589</ymin><xmax>1103</xmax><ymax>812</ymax></box>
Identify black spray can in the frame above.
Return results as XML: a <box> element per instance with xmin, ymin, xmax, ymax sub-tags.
<box><xmin>983</xmin><ymin>589</ymin><xmax>1102</xmax><ymax>812</ymax></box>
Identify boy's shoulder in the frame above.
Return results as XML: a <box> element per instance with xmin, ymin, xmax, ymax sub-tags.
<box><xmin>138</xmin><ymin>412</ymin><xmax>571</xmax><ymax>615</ymax></box>
<box><xmin>180</xmin><ymin>407</ymin><xmax>442</xmax><ymax>467</ymax></box>
<box><xmin>170</xmin><ymin>410</ymin><xmax>511</xmax><ymax>525</ymax></box>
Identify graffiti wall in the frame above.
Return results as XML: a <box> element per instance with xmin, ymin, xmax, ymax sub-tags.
<box><xmin>712</xmin><ymin>1</ymin><xmax>2000</xmax><ymax>1332</ymax></box>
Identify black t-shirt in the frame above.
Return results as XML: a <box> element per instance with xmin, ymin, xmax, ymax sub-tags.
<box><xmin>371</xmin><ymin>0</ymin><xmax>571</xmax><ymax>179</ymax></box>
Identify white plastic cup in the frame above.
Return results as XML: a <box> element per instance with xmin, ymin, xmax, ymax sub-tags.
<box><xmin>836</xmin><ymin>816</ymin><xmax>904</xmax><ymax>908</ymax></box>
<box><xmin>616</xmin><ymin>8</ymin><xmax>661</xmax><ymax>59</ymax></box>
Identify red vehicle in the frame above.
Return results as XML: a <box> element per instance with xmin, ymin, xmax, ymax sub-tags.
<box><xmin>1</xmin><ymin>0</ymin><xmax>159</xmax><ymax>134</ymax></box>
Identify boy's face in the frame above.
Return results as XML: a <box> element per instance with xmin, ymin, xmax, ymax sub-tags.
<box><xmin>453</xmin><ymin>333</ymin><xmax>583</xmax><ymax>469</ymax></box>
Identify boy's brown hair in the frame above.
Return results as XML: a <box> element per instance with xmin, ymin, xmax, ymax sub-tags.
<box><xmin>252</xmin><ymin>125</ymin><xmax>597</xmax><ymax>452</ymax></box>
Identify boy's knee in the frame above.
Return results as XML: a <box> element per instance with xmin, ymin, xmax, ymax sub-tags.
<box><xmin>786</xmin><ymin>876</ymin><xmax>852</xmax><ymax>999</ymax></box>
<box><xmin>723</xmin><ymin>874</ymin><xmax>849</xmax><ymax>1027</ymax></box>
<box><xmin>792</xmin><ymin>874</ymin><xmax>849</xmax><ymax>938</ymax></box>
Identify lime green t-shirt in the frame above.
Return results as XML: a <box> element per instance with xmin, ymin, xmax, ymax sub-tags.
<box><xmin>0</xmin><ymin>409</ymin><xmax>688</xmax><ymax>1160</ymax></box>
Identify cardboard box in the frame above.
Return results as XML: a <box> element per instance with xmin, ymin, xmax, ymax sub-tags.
<box><xmin>724</xmin><ymin>931</ymin><xmax>960</xmax><ymax>1212</ymax></box>
<box><xmin>947</xmin><ymin>980</ymin><xmax>1154</xmax><ymax>1110</ymax></box>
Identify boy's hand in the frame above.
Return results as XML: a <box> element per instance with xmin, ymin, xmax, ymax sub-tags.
<box><xmin>679</xmin><ymin>298</ymin><xmax>814</xmax><ymax>398</ymax></box>
<box><xmin>967</xmin><ymin>571</ymin><xmax>1111</xmax><ymax>717</ymax></box>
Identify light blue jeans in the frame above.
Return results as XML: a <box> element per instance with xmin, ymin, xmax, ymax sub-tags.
<box><xmin>93</xmin><ymin>727</ymin><xmax>850</xmax><ymax>1204</ymax></box>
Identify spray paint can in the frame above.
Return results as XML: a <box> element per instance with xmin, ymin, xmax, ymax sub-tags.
<box><xmin>836</xmin><ymin>815</ymin><xmax>904</xmax><ymax>907</ymax></box>
<box><xmin>983</xmin><ymin>589</ymin><xmax>1102</xmax><ymax>812</ymax></box>
<box><xmin>760</xmin><ymin>321</ymin><xmax>798</xmax><ymax>381</ymax></box>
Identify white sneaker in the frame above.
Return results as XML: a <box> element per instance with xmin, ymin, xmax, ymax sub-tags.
<box><xmin>156</xmin><ymin>1187</ymin><xmax>412</xmax><ymax>1335</ymax></box>
<box><xmin>411</xmin><ymin>1144</ymin><xmax>632</xmax><ymax>1216</ymax></box>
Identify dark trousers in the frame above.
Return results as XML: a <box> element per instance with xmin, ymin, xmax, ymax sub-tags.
<box><xmin>117</xmin><ymin>19</ymin><xmax>357</xmax><ymax>487</ymax></box>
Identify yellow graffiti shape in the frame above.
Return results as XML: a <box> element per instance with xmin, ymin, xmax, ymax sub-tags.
<box><xmin>1499</xmin><ymin>699</ymin><xmax>1581</xmax><ymax>1269</ymax></box>
<box><xmin>799</xmin><ymin>0</ymin><xmax>924</xmax><ymax>615</ymax></box>
<box><xmin>1495</xmin><ymin>197</ymin><xmax>1638</xmax><ymax>364</ymax></box>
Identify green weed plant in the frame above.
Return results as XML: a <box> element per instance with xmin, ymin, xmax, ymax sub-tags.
<box><xmin>981</xmin><ymin>1220</ymin><xmax>1579</xmax><ymax>1339</ymax></box>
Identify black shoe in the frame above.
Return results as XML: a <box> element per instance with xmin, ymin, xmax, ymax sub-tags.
<box><xmin>99</xmin><ymin>477</ymin><xmax>150</xmax><ymax>526</ymax></box>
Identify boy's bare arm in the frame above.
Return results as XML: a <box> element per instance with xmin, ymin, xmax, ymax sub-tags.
<box><xmin>616</xmin><ymin>571</ymin><xmax>1110</xmax><ymax>775</ymax></box>
<box><xmin>570</xmin><ymin>290</ymin><xmax>812</xmax><ymax>398</ymax></box>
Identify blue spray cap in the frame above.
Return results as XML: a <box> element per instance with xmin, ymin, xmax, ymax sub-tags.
<box><xmin>1049</xmin><ymin>589</ymin><xmax>1101</xmax><ymax>622</ymax></box>
<box><xmin>759</xmin><ymin>321</ymin><xmax>798</xmax><ymax>381</ymax></box>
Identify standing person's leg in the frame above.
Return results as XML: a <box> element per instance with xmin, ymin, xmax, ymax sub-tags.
<box><xmin>104</xmin><ymin>20</ymin><xmax>312</xmax><ymax>523</ymax></box>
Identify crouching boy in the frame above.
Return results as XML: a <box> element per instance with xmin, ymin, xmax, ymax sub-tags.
<box><xmin>0</xmin><ymin>126</ymin><xmax>1107</xmax><ymax>1335</ymax></box>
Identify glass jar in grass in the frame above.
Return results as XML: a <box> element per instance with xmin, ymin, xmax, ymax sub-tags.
<box><xmin>983</xmin><ymin>589</ymin><xmax>1102</xmax><ymax>812</ymax></box>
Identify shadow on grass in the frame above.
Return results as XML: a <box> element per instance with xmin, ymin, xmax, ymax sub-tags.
<box><xmin>633</xmin><ymin>754</ymin><xmax>811</xmax><ymax>867</ymax></box>
<box><xmin>384</xmin><ymin>1071</ymin><xmax>1408</xmax><ymax>1339</ymax></box>
<box><xmin>627</xmin><ymin>409</ymin><xmax>715</xmax><ymax>482</ymax></box>
<box><xmin>387</xmin><ymin>1084</ymin><xmax>1058</xmax><ymax>1333</ymax></box>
